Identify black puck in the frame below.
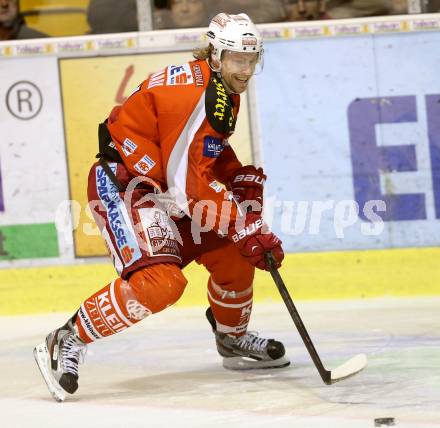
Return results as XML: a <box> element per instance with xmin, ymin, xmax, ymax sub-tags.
<box><xmin>374</xmin><ymin>417</ymin><xmax>395</xmax><ymax>426</ymax></box>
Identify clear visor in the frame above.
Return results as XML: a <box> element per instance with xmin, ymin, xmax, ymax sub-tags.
<box><xmin>222</xmin><ymin>50</ymin><xmax>264</xmax><ymax>75</ymax></box>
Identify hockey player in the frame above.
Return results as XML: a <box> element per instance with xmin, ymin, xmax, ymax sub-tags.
<box><xmin>34</xmin><ymin>12</ymin><xmax>287</xmax><ymax>402</ymax></box>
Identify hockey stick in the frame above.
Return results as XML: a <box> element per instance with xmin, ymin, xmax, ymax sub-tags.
<box><xmin>265</xmin><ymin>253</ymin><xmax>367</xmax><ymax>385</ymax></box>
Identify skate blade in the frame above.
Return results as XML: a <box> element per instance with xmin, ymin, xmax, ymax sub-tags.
<box><xmin>33</xmin><ymin>343</ymin><xmax>66</xmax><ymax>402</ymax></box>
<box><xmin>222</xmin><ymin>356</ymin><xmax>290</xmax><ymax>370</ymax></box>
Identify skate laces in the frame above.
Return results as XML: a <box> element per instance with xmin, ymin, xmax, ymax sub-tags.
<box><xmin>60</xmin><ymin>334</ymin><xmax>87</xmax><ymax>376</ymax></box>
<box><xmin>236</xmin><ymin>332</ymin><xmax>269</xmax><ymax>353</ymax></box>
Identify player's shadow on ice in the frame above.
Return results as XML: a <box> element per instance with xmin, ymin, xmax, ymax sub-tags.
<box><xmin>78</xmin><ymin>364</ymin><xmax>311</xmax><ymax>401</ymax></box>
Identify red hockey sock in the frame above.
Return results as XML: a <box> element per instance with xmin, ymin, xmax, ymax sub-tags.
<box><xmin>207</xmin><ymin>276</ymin><xmax>253</xmax><ymax>336</ymax></box>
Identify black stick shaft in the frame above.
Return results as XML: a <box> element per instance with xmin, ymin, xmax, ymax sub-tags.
<box><xmin>265</xmin><ymin>253</ymin><xmax>331</xmax><ymax>385</ymax></box>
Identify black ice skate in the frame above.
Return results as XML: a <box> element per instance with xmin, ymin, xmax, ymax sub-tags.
<box><xmin>206</xmin><ymin>308</ymin><xmax>290</xmax><ymax>370</ymax></box>
<box><xmin>33</xmin><ymin>319</ymin><xmax>86</xmax><ymax>402</ymax></box>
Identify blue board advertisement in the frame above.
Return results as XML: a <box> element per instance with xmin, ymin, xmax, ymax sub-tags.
<box><xmin>255</xmin><ymin>31</ymin><xmax>440</xmax><ymax>251</ymax></box>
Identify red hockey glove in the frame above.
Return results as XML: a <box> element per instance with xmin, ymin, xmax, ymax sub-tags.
<box><xmin>229</xmin><ymin>165</ymin><xmax>266</xmax><ymax>213</ymax></box>
<box><xmin>228</xmin><ymin>213</ymin><xmax>284</xmax><ymax>270</ymax></box>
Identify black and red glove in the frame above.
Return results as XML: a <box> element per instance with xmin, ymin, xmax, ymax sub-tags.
<box><xmin>229</xmin><ymin>165</ymin><xmax>266</xmax><ymax>213</ymax></box>
<box><xmin>228</xmin><ymin>212</ymin><xmax>284</xmax><ymax>270</ymax></box>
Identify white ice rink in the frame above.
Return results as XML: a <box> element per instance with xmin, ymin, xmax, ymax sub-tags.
<box><xmin>1</xmin><ymin>297</ymin><xmax>439</xmax><ymax>428</ymax></box>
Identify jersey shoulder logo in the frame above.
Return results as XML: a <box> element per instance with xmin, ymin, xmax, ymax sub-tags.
<box><xmin>166</xmin><ymin>63</ymin><xmax>194</xmax><ymax>86</ymax></box>
<box><xmin>205</xmin><ymin>76</ymin><xmax>236</xmax><ymax>135</ymax></box>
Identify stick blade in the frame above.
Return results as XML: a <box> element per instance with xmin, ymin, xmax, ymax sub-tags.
<box><xmin>330</xmin><ymin>353</ymin><xmax>367</xmax><ymax>384</ymax></box>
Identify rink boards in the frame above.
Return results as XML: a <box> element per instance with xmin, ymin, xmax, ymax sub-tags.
<box><xmin>1</xmin><ymin>16</ymin><xmax>440</xmax><ymax>313</ymax></box>
<box><xmin>1</xmin><ymin>248</ymin><xmax>439</xmax><ymax>315</ymax></box>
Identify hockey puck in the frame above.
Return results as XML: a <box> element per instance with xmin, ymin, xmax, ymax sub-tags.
<box><xmin>374</xmin><ymin>417</ymin><xmax>395</xmax><ymax>426</ymax></box>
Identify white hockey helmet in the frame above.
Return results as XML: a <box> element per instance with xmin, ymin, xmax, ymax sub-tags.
<box><xmin>207</xmin><ymin>13</ymin><xmax>263</xmax><ymax>72</ymax></box>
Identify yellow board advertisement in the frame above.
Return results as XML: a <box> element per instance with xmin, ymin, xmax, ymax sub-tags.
<box><xmin>60</xmin><ymin>52</ymin><xmax>253</xmax><ymax>257</ymax></box>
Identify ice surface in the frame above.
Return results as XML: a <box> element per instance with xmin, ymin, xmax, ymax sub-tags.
<box><xmin>1</xmin><ymin>297</ymin><xmax>439</xmax><ymax>428</ymax></box>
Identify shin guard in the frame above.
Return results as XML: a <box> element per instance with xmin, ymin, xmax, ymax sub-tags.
<box><xmin>75</xmin><ymin>263</ymin><xmax>187</xmax><ymax>343</ymax></box>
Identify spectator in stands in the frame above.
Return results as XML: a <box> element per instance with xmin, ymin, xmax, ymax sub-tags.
<box><xmin>285</xmin><ymin>0</ymin><xmax>330</xmax><ymax>20</ymax></box>
<box><xmin>325</xmin><ymin>0</ymin><xmax>391</xmax><ymax>19</ymax></box>
<box><xmin>389</xmin><ymin>0</ymin><xmax>407</xmax><ymax>14</ymax></box>
<box><xmin>429</xmin><ymin>0</ymin><xmax>440</xmax><ymax>12</ymax></box>
<box><xmin>87</xmin><ymin>0</ymin><xmax>138</xmax><ymax>34</ymax></box>
<box><xmin>153</xmin><ymin>0</ymin><xmax>211</xmax><ymax>29</ymax></box>
<box><xmin>0</xmin><ymin>0</ymin><xmax>47</xmax><ymax>40</ymax></box>
<box><xmin>286</xmin><ymin>0</ymin><xmax>413</xmax><ymax>21</ymax></box>
<box><xmin>218</xmin><ymin>0</ymin><xmax>288</xmax><ymax>23</ymax></box>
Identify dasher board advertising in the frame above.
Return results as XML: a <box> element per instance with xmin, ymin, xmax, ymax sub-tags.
<box><xmin>256</xmin><ymin>31</ymin><xmax>440</xmax><ymax>252</ymax></box>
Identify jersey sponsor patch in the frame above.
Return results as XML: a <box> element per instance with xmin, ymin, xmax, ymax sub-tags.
<box><xmin>205</xmin><ymin>77</ymin><xmax>236</xmax><ymax>135</ymax></box>
<box><xmin>203</xmin><ymin>136</ymin><xmax>224</xmax><ymax>158</ymax></box>
<box><xmin>192</xmin><ymin>63</ymin><xmax>205</xmax><ymax>87</ymax></box>
<box><xmin>134</xmin><ymin>155</ymin><xmax>156</xmax><ymax>175</ymax></box>
<box><xmin>138</xmin><ymin>208</ymin><xmax>181</xmax><ymax>260</ymax></box>
<box><xmin>209</xmin><ymin>180</ymin><xmax>223</xmax><ymax>193</ymax></box>
<box><xmin>148</xmin><ymin>70</ymin><xmax>166</xmax><ymax>89</ymax></box>
<box><xmin>121</xmin><ymin>138</ymin><xmax>137</xmax><ymax>157</ymax></box>
<box><xmin>166</xmin><ymin>63</ymin><xmax>194</xmax><ymax>86</ymax></box>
